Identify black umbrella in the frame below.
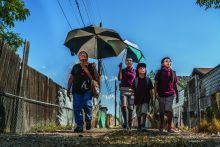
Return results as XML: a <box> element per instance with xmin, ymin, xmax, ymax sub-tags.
<box><xmin>64</xmin><ymin>25</ymin><xmax>127</xmax><ymax>59</ymax></box>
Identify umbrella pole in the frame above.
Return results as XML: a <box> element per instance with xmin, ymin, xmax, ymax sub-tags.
<box><xmin>98</xmin><ymin>59</ymin><xmax>102</xmax><ymax>85</ymax></box>
<box><xmin>98</xmin><ymin>22</ymin><xmax>103</xmax><ymax>85</ymax></box>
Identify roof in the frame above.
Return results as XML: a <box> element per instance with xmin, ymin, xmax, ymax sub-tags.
<box><xmin>200</xmin><ymin>64</ymin><xmax>220</xmax><ymax>79</ymax></box>
<box><xmin>191</xmin><ymin>68</ymin><xmax>213</xmax><ymax>77</ymax></box>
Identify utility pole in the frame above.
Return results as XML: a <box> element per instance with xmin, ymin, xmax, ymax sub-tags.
<box><xmin>115</xmin><ymin>79</ymin><xmax>117</xmax><ymax>126</ymax></box>
<box><xmin>195</xmin><ymin>75</ymin><xmax>201</xmax><ymax>124</ymax></box>
<box><xmin>187</xmin><ymin>82</ymin><xmax>191</xmax><ymax>128</ymax></box>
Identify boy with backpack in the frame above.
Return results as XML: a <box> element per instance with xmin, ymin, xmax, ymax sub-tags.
<box><xmin>132</xmin><ymin>63</ymin><xmax>153</xmax><ymax>131</ymax></box>
<box><xmin>154</xmin><ymin>57</ymin><xmax>179</xmax><ymax>133</ymax></box>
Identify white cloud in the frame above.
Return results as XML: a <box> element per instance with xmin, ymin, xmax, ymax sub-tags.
<box><xmin>101</xmin><ymin>94</ymin><xmax>115</xmax><ymax>100</ymax></box>
<box><xmin>41</xmin><ymin>66</ymin><xmax>47</xmax><ymax>69</ymax></box>
<box><xmin>108</xmin><ymin>76</ymin><xmax>117</xmax><ymax>82</ymax></box>
<box><xmin>101</xmin><ymin>75</ymin><xmax>108</xmax><ymax>81</ymax></box>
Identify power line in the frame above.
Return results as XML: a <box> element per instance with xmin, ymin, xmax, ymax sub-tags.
<box><xmin>95</xmin><ymin>0</ymin><xmax>102</xmax><ymax>22</ymax></box>
<box><xmin>86</xmin><ymin>0</ymin><xmax>97</xmax><ymax>25</ymax></box>
<box><xmin>68</xmin><ymin>0</ymin><xmax>82</xmax><ymax>27</ymax></box>
<box><xmin>75</xmin><ymin>0</ymin><xmax>86</xmax><ymax>27</ymax></box>
<box><xmin>91</xmin><ymin>0</ymin><xmax>99</xmax><ymax>24</ymax></box>
<box><xmin>102</xmin><ymin>68</ymin><xmax>111</xmax><ymax>95</ymax></box>
<box><xmin>56</xmin><ymin>0</ymin><xmax>72</xmax><ymax>29</ymax></box>
<box><xmin>82</xmin><ymin>0</ymin><xmax>92</xmax><ymax>25</ymax></box>
<box><xmin>102</xmin><ymin>62</ymin><xmax>113</xmax><ymax>93</ymax></box>
<box><xmin>102</xmin><ymin>64</ymin><xmax>111</xmax><ymax>96</ymax></box>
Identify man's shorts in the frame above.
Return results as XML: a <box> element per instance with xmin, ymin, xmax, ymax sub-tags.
<box><xmin>159</xmin><ymin>95</ymin><xmax>174</xmax><ymax>114</ymax></box>
<box><xmin>136</xmin><ymin>103</ymin><xmax>149</xmax><ymax>117</ymax></box>
<box><xmin>120</xmin><ymin>87</ymin><xmax>134</xmax><ymax>110</ymax></box>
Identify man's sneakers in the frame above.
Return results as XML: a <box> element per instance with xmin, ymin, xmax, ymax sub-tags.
<box><xmin>86</xmin><ymin>122</ymin><xmax>91</xmax><ymax>130</ymax></box>
<box><xmin>122</xmin><ymin>122</ymin><xmax>127</xmax><ymax>129</ymax></box>
<box><xmin>137</xmin><ymin>125</ymin><xmax>142</xmax><ymax>131</ymax></box>
<box><xmin>74</xmin><ymin>122</ymin><xmax>92</xmax><ymax>133</ymax></box>
<box><xmin>74</xmin><ymin>126</ymin><xmax>83</xmax><ymax>133</ymax></box>
<box><xmin>141</xmin><ymin>123</ymin><xmax>147</xmax><ymax>132</ymax></box>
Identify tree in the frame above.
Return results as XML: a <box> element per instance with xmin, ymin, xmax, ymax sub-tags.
<box><xmin>147</xmin><ymin>70</ymin><xmax>156</xmax><ymax>80</ymax></box>
<box><xmin>0</xmin><ymin>0</ymin><xmax>30</xmax><ymax>51</ymax></box>
<box><xmin>196</xmin><ymin>0</ymin><xmax>220</xmax><ymax>10</ymax></box>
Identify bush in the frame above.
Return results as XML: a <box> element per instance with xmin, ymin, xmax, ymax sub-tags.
<box><xmin>197</xmin><ymin>119</ymin><xmax>220</xmax><ymax>133</ymax></box>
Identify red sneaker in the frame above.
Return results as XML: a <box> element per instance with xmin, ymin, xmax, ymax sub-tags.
<box><xmin>167</xmin><ymin>126</ymin><xmax>176</xmax><ymax>133</ymax></box>
<box><xmin>159</xmin><ymin>125</ymin><xmax>163</xmax><ymax>132</ymax></box>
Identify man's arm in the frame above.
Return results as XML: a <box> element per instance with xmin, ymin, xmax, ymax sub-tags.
<box><xmin>173</xmin><ymin>72</ymin><xmax>179</xmax><ymax>103</ymax></box>
<box><xmin>67</xmin><ymin>75</ymin><xmax>74</xmax><ymax>100</ymax></box>
<box><xmin>174</xmin><ymin>82</ymin><xmax>179</xmax><ymax>103</ymax></box>
<box><xmin>118</xmin><ymin>63</ymin><xmax>123</xmax><ymax>81</ymax></box>
<box><xmin>149</xmin><ymin>89</ymin><xmax>153</xmax><ymax>106</ymax></box>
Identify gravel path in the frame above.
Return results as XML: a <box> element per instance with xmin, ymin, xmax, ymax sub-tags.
<box><xmin>1</xmin><ymin>129</ymin><xmax>220</xmax><ymax>146</ymax></box>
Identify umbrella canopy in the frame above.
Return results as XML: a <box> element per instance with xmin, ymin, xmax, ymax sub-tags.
<box><xmin>64</xmin><ymin>25</ymin><xmax>127</xmax><ymax>59</ymax></box>
<box><xmin>123</xmin><ymin>40</ymin><xmax>145</xmax><ymax>63</ymax></box>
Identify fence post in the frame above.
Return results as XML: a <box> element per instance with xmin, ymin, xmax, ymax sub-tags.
<box><xmin>15</xmin><ymin>40</ymin><xmax>30</xmax><ymax>133</ymax></box>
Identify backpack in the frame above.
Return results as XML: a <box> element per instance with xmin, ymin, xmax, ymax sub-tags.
<box><xmin>134</xmin><ymin>77</ymin><xmax>150</xmax><ymax>89</ymax></box>
<box><xmin>157</xmin><ymin>69</ymin><xmax>176</xmax><ymax>84</ymax></box>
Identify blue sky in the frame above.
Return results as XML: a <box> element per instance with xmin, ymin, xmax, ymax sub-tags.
<box><xmin>14</xmin><ymin>0</ymin><xmax>220</xmax><ymax>114</ymax></box>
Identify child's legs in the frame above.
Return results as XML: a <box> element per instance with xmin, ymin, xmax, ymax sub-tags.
<box><xmin>164</xmin><ymin>96</ymin><xmax>174</xmax><ymax>128</ymax></box>
<box><xmin>166</xmin><ymin>111</ymin><xmax>173</xmax><ymax>127</ymax></box>
<box><xmin>128</xmin><ymin>108</ymin><xmax>133</xmax><ymax>126</ymax></box>
<box><xmin>73</xmin><ymin>93</ymin><xmax>83</xmax><ymax>127</ymax></box>
<box><xmin>136</xmin><ymin>105</ymin><xmax>141</xmax><ymax>126</ymax></box>
<box><xmin>127</xmin><ymin>95</ymin><xmax>134</xmax><ymax>126</ymax></box>
<box><xmin>141</xmin><ymin>103</ymin><xmax>148</xmax><ymax>126</ymax></box>
<box><xmin>159</xmin><ymin>97</ymin><xmax>166</xmax><ymax>127</ymax></box>
<box><xmin>120</xmin><ymin>94</ymin><xmax>127</xmax><ymax>123</ymax></box>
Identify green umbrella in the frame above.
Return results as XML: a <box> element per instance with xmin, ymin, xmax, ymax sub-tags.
<box><xmin>64</xmin><ymin>25</ymin><xmax>127</xmax><ymax>59</ymax></box>
<box><xmin>126</xmin><ymin>45</ymin><xmax>145</xmax><ymax>63</ymax></box>
<box><xmin>122</xmin><ymin>40</ymin><xmax>145</xmax><ymax>63</ymax></box>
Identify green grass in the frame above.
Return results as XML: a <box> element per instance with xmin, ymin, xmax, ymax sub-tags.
<box><xmin>29</xmin><ymin>123</ymin><xmax>73</xmax><ymax>133</ymax></box>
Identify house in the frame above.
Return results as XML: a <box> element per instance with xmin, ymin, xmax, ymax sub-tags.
<box><xmin>106</xmin><ymin>114</ymin><xmax>120</xmax><ymax>128</ymax></box>
<box><xmin>97</xmin><ymin>106</ymin><xmax>108</xmax><ymax>128</ymax></box>
<box><xmin>185</xmin><ymin>65</ymin><xmax>220</xmax><ymax>127</ymax></box>
<box><xmin>199</xmin><ymin>65</ymin><xmax>220</xmax><ymax>119</ymax></box>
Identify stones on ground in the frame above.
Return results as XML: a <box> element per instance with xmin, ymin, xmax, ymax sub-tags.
<box><xmin>78</xmin><ymin>134</ymin><xmax>83</xmax><ymax>137</ymax></box>
<box><xmin>103</xmin><ymin>136</ymin><xmax>109</xmax><ymax>142</ymax></box>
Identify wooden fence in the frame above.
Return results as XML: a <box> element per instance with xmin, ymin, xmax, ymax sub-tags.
<box><xmin>0</xmin><ymin>41</ymin><xmax>65</xmax><ymax>133</ymax></box>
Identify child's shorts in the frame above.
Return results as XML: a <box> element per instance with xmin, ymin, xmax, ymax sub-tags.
<box><xmin>120</xmin><ymin>87</ymin><xmax>134</xmax><ymax>110</ymax></box>
<box><xmin>159</xmin><ymin>95</ymin><xmax>174</xmax><ymax>114</ymax></box>
<box><xmin>136</xmin><ymin>103</ymin><xmax>149</xmax><ymax>117</ymax></box>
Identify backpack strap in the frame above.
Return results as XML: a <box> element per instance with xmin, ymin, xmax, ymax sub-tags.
<box><xmin>135</xmin><ymin>77</ymin><xmax>149</xmax><ymax>89</ymax></box>
<box><xmin>135</xmin><ymin>77</ymin><xmax>138</xmax><ymax>89</ymax></box>
<box><xmin>80</xmin><ymin>64</ymin><xmax>94</xmax><ymax>81</ymax></box>
<box><xmin>157</xmin><ymin>70</ymin><xmax>162</xmax><ymax>84</ymax></box>
<box><xmin>172</xmin><ymin>70</ymin><xmax>176</xmax><ymax>83</ymax></box>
